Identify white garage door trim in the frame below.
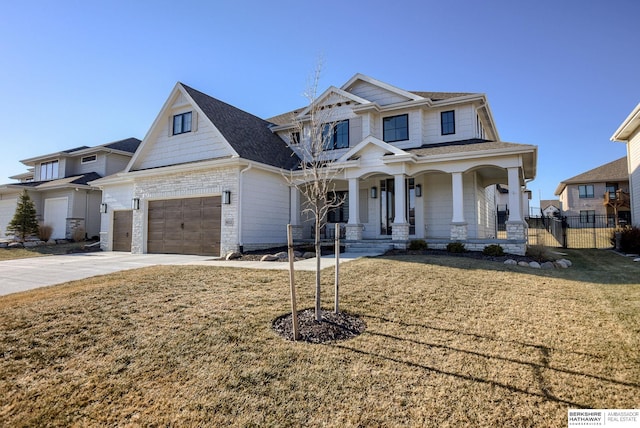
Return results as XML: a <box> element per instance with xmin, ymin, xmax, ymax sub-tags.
<box><xmin>44</xmin><ymin>197</ymin><xmax>68</xmax><ymax>240</ymax></box>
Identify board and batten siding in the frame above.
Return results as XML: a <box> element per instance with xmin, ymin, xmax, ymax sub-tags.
<box><xmin>134</xmin><ymin>111</ymin><xmax>233</xmax><ymax>171</ymax></box>
<box><xmin>240</xmin><ymin>168</ymin><xmax>290</xmax><ymax>249</ymax></box>
<box><xmin>346</xmin><ymin>80</ymin><xmax>412</xmax><ymax>106</ymax></box>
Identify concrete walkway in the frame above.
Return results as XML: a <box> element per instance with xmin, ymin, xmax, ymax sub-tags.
<box><xmin>0</xmin><ymin>250</ymin><xmax>383</xmax><ymax>296</ymax></box>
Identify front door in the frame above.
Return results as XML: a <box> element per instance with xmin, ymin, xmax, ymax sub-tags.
<box><xmin>380</xmin><ymin>179</ymin><xmax>394</xmax><ymax>235</ymax></box>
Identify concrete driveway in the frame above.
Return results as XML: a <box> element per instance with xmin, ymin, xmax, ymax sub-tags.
<box><xmin>0</xmin><ymin>250</ymin><xmax>381</xmax><ymax>296</ymax></box>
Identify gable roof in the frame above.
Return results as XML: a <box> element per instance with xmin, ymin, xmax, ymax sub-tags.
<box><xmin>409</xmin><ymin>91</ymin><xmax>475</xmax><ymax>101</ymax></box>
<box><xmin>611</xmin><ymin>102</ymin><xmax>640</xmax><ymax>142</ymax></box>
<box><xmin>104</xmin><ymin>137</ymin><xmax>142</xmax><ymax>153</ymax></box>
<box><xmin>540</xmin><ymin>199</ymin><xmax>560</xmax><ymax>210</ymax></box>
<box><xmin>3</xmin><ymin>172</ymin><xmax>102</xmax><ymax>191</ymax></box>
<box><xmin>555</xmin><ymin>156</ymin><xmax>628</xmax><ymax>195</ymax></box>
<box><xmin>181</xmin><ymin>84</ymin><xmax>298</xmax><ymax>170</ymax></box>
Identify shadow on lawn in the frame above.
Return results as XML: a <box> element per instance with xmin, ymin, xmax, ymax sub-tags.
<box><xmin>372</xmin><ymin>249</ymin><xmax>640</xmax><ymax>285</ymax></box>
<box><xmin>329</xmin><ymin>315</ymin><xmax>640</xmax><ymax>410</ymax></box>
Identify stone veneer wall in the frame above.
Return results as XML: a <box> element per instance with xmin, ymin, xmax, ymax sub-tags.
<box><xmin>130</xmin><ymin>166</ymin><xmax>240</xmax><ymax>256</ymax></box>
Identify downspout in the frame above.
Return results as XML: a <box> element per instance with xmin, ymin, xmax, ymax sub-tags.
<box><xmin>238</xmin><ymin>163</ymin><xmax>252</xmax><ymax>252</ymax></box>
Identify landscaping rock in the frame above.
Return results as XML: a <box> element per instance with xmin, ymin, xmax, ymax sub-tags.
<box><xmin>504</xmin><ymin>259</ymin><xmax>517</xmax><ymax>265</ymax></box>
<box><xmin>558</xmin><ymin>258</ymin><xmax>572</xmax><ymax>267</ymax></box>
<box><xmin>294</xmin><ymin>251</ymin><xmax>304</xmax><ymax>258</ymax></box>
<box><xmin>226</xmin><ymin>252</ymin><xmax>242</xmax><ymax>260</ymax></box>
<box><xmin>529</xmin><ymin>261</ymin><xmax>541</xmax><ymax>269</ymax></box>
<box><xmin>302</xmin><ymin>252</ymin><xmax>316</xmax><ymax>259</ymax></box>
<box><xmin>0</xmin><ymin>242</ymin><xmax>7</xmax><ymax>248</ymax></box>
<box><xmin>555</xmin><ymin>260</ymin><xmax>568</xmax><ymax>269</ymax></box>
<box><xmin>518</xmin><ymin>261</ymin><xmax>529</xmax><ymax>267</ymax></box>
<box><xmin>23</xmin><ymin>241</ymin><xmax>45</xmax><ymax>248</ymax></box>
<box><xmin>260</xmin><ymin>254</ymin><xmax>279</xmax><ymax>262</ymax></box>
<box><xmin>8</xmin><ymin>242</ymin><xmax>24</xmax><ymax>249</ymax></box>
<box><xmin>634</xmin><ymin>258</ymin><xmax>640</xmax><ymax>262</ymax></box>
<box><xmin>275</xmin><ymin>251</ymin><xmax>288</xmax><ymax>260</ymax></box>
<box><xmin>541</xmin><ymin>261</ymin><xmax>555</xmax><ymax>269</ymax></box>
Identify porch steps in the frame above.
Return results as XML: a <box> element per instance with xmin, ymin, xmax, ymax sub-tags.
<box><xmin>345</xmin><ymin>240</ymin><xmax>394</xmax><ymax>255</ymax></box>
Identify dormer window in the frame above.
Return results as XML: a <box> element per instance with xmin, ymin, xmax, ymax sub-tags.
<box><xmin>40</xmin><ymin>160</ymin><xmax>59</xmax><ymax>181</ymax></box>
<box><xmin>173</xmin><ymin>111</ymin><xmax>192</xmax><ymax>135</ymax></box>
<box><xmin>441</xmin><ymin>110</ymin><xmax>455</xmax><ymax>135</ymax></box>
<box><xmin>322</xmin><ymin>120</ymin><xmax>349</xmax><ymax>150</ymax></box>
<box><xmin>81</xmin><ymin>154</ymin><xmax>97</xmax><ymax>164</ymax></box>
<box><xmin>290</xmin><ymin>131</ymin><xmax>300</xmax><ymax>145</ymax></box>
<box><xmin>383</xmin><ymin>114</ymin><xmax>409</xmax><ymax>142</ymax></box>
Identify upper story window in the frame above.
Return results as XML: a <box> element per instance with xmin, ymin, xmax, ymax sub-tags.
<box><xmin>441</xmin><ymin>110</ymin><xmax>455</xmax><ymax>135</ymax></box>
<box><xmin>290</xmin><ymin>131</ymin><xmax>300</xmax><ymax>145</ymax></box>
<box><xmin>173</xmin><ymin>111</ymin><xmax>192</xmax><ymax>135</ymax></box>
<box><xmin>605</xmin><ymin>183</ymin><xmax>618</xmax><ymax>199</ymax></box>
<box><xmin>40</xmin><ymin>160</ymin><xmax>59</xmax><ymax>181</ymax></box>
<box><xmin>81</xmin><ymin>154</ymin><xmax>97</xmax><ymax>164</ymax></box>
<box><xmin>383</xmin><ymin>114</ymin><xmax>409</xmax><ymax>142</ymax></box>
<box><xmin>579</xmin><ymin>184</ymin><xmax>594</xmax><ymax>198</ymax></box>
<box><xmin>322</xmin><ymin>120</ymin><xmax>349</xmax><ymax>150</ymax></box>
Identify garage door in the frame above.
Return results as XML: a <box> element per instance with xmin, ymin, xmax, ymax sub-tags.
<box><xmin>0</xmin><ymin>199</ymin><xmax>17</xmax><ymax>238</ymax></box>
<box><xmin>147</xmin><ymin>196</ymin><xmax>221</xmax><ymax>256</ymax></box>
<box><xmin>44</xmin><ymin>197</ymin><xmax>68</xmax><ymax>240</ymax></box>
<box><xmin>113</xmin><ymin>210</ymin><xmax>133</xmax><ymax>252</ymax></box>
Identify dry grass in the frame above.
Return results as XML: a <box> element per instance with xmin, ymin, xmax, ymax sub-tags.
<box><xmin>1</xmin><ymin>250</ymin><xmax>639</xmax><ymax>426</ymax></box>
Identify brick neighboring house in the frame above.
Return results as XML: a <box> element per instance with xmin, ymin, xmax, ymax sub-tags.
<box><xmin>554</xmin><ymin>157</ymin><xmax>631</xmax><ymax>226</ymax></box>
<box><xmin>611</xmin><ymin>102</ymin><xmax>640</xmax><ymax>226</ymax></box>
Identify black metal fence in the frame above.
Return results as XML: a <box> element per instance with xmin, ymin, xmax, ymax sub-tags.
<box><xmin>527</xmin><ymin>215</ymin><xmax>615</xmax><ymax>249</ymax></box>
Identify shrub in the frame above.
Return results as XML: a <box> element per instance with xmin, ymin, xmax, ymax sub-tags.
<box><xmin>408</xmin><ymin>239</ymin><xmax>428</xmax><ymax>250</ymax></box>
<box><xmin>446</xmin><ymin>242</ymin><xmax>466</xmax><ymax>253</ymax></box>
<box><xmin>526</xmin><ymin>244</ymin><xmax>556</xmax><ymax>262</ymax></box>
<box><xmin>482</xmin><ymin>244</ymin><xmax>504</xmax><ymax>257</ymax></box>
<box><xmin>72</xmin><ymin>228</ymin><xmax>86</xmax><ymax>242</ymax></box>
<box><xmin>38</xmin><ymin>224</ymin><xmax>53</xmax><ymax>241</ymax></box>
<box><xmin>613</xmin><ymin>226</ymin><xmax>640</xmax><ymax>254</ymax></box>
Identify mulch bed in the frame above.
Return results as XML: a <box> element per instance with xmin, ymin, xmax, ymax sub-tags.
<box><xmin>272</xmin><ymin>308</ymin><xmax>366</xmax><ymax>343</ymax></box>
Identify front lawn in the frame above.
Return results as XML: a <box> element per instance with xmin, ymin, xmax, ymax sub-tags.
<box><xmin>1</xmin><ymin>250</ymin><xmax>638</xmax><ymax>426</ymax></box>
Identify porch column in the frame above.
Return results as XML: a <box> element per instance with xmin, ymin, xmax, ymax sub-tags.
<box><xmin>346</xmin><ymin>178</ymin><xmax>363</xmax><ymax>240</ymax></box>
<box><xmin>450</xmin><ymin>172</ymin><xmax>467</xmax><ymax>240</ymax></box>
<box><xmin>506</xmin><ymin>167</ymin><xmax>527</xmax><ymax>244</ymax></box>
<box><xmin>289</xmin><ymin>187</ymin><xmax>303</xmax><ymax>240</ymax></box>
<box><xmin>507</xmin><ymin>167</ymin><xmax>523</xmax><ymax>222</ymax></box>
<box><xmin>392</xmin><ymin>174</ymin><xmax>409</xmax><ymax>246</ymax></box>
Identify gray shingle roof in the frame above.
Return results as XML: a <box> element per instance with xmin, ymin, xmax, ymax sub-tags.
<box><xmin>406</xmin><ymin>139</ymin><xmax>531</xmax><ymax>157</ymax></box>
<box><xmin>104</xmin><ymin>138</ymin><xmax>141</xmax><ymax>153</ymax></box>
<box><xmin>559</xmin><ymin>156</ymin><xmax>628</xmax><ymax>184</ymax></box>
<box><xmin>182</xmin><ymin>84</ymin><xmax>299</xmax><ymax>170</ymax></box>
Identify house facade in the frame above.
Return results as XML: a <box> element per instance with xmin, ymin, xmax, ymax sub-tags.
<box><xmin>92</xmin><ymin>74</ymin><xmax>537</xmax><ymax>256</ymax></box>
<box><xmin>0</xmin><ymin>138</ymin><xmax>140</xmax><ymax>240</ymax></box>
<box><xmin>554</xmin><ymin>157</ymin><xmax>631</xmax><ymax>226</ymax></box>
<box><xmin>611</xmin><ymin>102</ymin><xmax>640</xmax><ymax>226</ymax></box>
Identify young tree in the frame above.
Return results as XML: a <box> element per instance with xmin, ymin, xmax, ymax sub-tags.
<box><xmin>7</xmin><ymin>190</ymin><xmax>39</xmax><ymax>242</ymax></box>
<box><xmin>287</xmin><ymin>64</ymin><xmax>346</xmax><ymax>322</ymax></box>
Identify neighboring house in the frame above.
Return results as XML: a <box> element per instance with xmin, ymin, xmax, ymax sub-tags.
<box><xmin>540</xmin><ymin>199</ymin><xmax>561</xmax><ymax>217</ymax></box>
<box><xmin>554</xmin><ymin>157</ymin><xmax>631</xmax><ymax>226</ymax></box>
<box><xmin>92</xmin><ymin>74</ymin><xmax>537</xmax><ymax>256</ymax></box>
<box><xmin>0</xmin><ymin>138</ymin><xmax>141</xmax><ymax>240</ymax></box>
<box><xmin>611</xmin><ymin>102</ymin><xmax>640</xmax><ymax>226</ymax></box>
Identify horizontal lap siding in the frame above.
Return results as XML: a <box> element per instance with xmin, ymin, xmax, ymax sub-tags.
<box><xmin>241</xmin><ymin>169</ymin><xmax>289</xmax><ymax>245</ymax></box>
<box><xmin>629</xmin><ymin>131</ymin><xmax>640</xmax><ymax>225</ymax></box>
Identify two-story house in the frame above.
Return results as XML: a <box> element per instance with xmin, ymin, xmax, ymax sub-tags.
<box><xmin>92</xmin><ymin>74</ymin><xmax>537</xmax><ymax>256</ymax></box>
<box><xmin>0</xmin><ymin>138</ymin><xmax>140</xmax><ymax>240</ymax></box>
<box><xmin>611</xmin><ymin>102</ymin><xmax>640</xmax><ymax>226</ymax></box>
<box><xmin>554</xmin><ymin>156</ymin><xmax>631</xmax><ymax>227</ymax></box>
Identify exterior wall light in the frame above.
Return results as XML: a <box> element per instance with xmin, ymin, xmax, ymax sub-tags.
<box><xmin>99</xmin><ymin>203</ymin><xmax>107</xmax><ymax>213</ymax></box>
<box><xmin>132</xmin><ymin>198</ymin><xmax>140</xmax><ymax>210</ymax></box>
<box><xmin>370</xmin><ymin>186</ymin><xmax>377</xmax><ymax>199</ymax></box>
<box><xmin>415</xmin><ymin>184</ymin><xmax>422</xmax><ymax>197</ymax></box>
<box><xmin>223</xmin><ymin>191</ymin><xmax>231</xmax><ymax>204</ymax></box>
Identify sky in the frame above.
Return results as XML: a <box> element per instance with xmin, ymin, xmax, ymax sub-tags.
<box><xmin>1</xmin><ymin>0</ymin><xmax>639</xmax><ymax>210</ymax></box>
